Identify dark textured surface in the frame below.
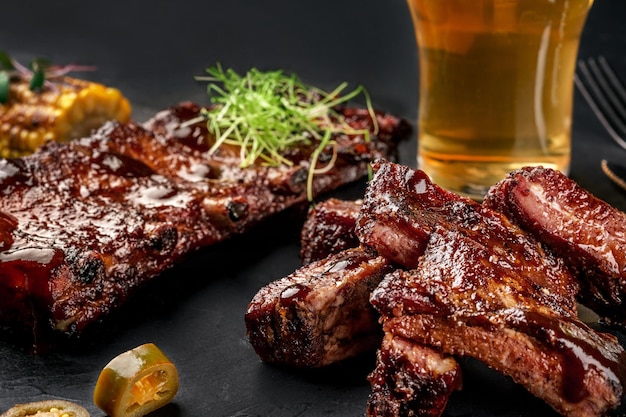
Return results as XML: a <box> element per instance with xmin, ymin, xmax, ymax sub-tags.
<box><xmin>0</xmin><ymin>1</ymin><xmax>625</xmax><ymax>416</ymax></box>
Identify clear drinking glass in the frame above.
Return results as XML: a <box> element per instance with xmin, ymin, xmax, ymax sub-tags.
<box><xmin>408</xmin><ymin>0</ymin><xmax>594</xmax><ymax>199</ymax></box>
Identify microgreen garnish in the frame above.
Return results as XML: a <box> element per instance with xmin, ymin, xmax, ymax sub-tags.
<box><xmin>28</xmin><ymin>57</ymin><xmax>51</xmax><ymax>91</ymax></box>
<box><xmin>0</xmin><ymin>72</ymin><xmax>9</xmax><ymax>104</ymax></box>
<box><xmin>0</xmin><ymin>52</ymin><xmax>15</xmax><ymax>104</ymax></box>
<box><xmin>195</xmin><ymin>64</ymin><xmax>378</xmax><ymax>201</ymax></box>
<box><xmin>0</xmin><ymin>51</ymin><xmax>95</xmax><ymax>104</ymax></box>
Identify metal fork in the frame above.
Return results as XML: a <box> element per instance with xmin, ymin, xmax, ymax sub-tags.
<box><xmin>575</xmin><ymin>56</ymin><xmax>626</xmax><ymax>149</ymax></box>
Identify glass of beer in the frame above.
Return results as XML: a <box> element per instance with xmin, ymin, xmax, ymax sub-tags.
<box><xmin>407</xmin><ymin>0</ymin><xmax>594</xmax><ymax>199</ymax></box>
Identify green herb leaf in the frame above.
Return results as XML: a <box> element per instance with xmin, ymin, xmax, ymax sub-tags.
<box><xmin>0</xmin><ymin>52</ymin><xmax>95</xmax><ymax>103</ymax></box>
<box><xmin>0</xmin><ymin>51</ymin><xmax>14</xmax><ymax>71</ymax></box>
<box><xmin>196</xmin><ymin>65</ymin><xmax>377</xmax><ymax>201</ymax></box>
<box><xmin>0</xmin><ymin>71</ymin><xmax>9</xmax><ymax>104</ymax></box>
<box><xmin>28</xmin><ymin>58</ymin><xmax>48</xmax><ymax>91</ymax></box>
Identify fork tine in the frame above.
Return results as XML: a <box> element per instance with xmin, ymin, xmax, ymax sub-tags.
<box><xmin>589</xmin><ymin>57</ymin><xmax>626</xmax><ymax>129</ymax></box>
<box><xmin>597</xmin><ymin>56</ymin><xmax>626</xmax><ymax>107</ymax></box>
<box><xmin>575</xmin><ymin>56</ymin><xmax>626</xmax><ymax>150</ymax></box>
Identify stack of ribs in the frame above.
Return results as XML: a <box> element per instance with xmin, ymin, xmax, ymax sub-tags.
<box><xmin>483</xmin><ymin>166</ymin><xmax>626</xmax><ymax>331</ymax></box>
<box><xmin>245</xmin><ymin>160</ymin><xmax>626</xmax><ymax>417</ymax></box>
<box><xmin>0</xmin><ymin>101</ymin><xmax>409</xmax><ymax>347</ymax></box>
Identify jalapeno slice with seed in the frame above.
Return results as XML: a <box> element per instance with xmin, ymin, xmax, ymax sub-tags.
<box><xmin>0</xmin><ymin>399</ymin><xmax>90</xmax><ymax>417</ymax></box>
<box><xmin>93</xmin><ymin>343</ymin><xmax>179</xmax><ymax>417</ymax></box>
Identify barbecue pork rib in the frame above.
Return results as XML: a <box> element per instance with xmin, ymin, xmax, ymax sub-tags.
<box><xmin>371</xmin><ymin>231</ymin><xmax>626</xmax><ymax>417</ymax></box>
<box><xmin>366</xmin><ymin>333</ymin><xmax>462</xmax><ymax>417</ymax></box>
<box><xmin>0</xmin><ymin>102</ymin><xmax>409</xmax><ymax>345</ymax></box>
<box><xmin>300</xmin><ymin>198</ymin><xmax>362</xmax><ymax>264</ymax></box>
<box><xmin>245</xmin><ymin>160</ymin><xmax>626</xmax><ymax>416</ymax></box>
<box><xmin>356</xmin><ymin>160</ymin><xmax>579</xmax><ymax>316</ymax></box>
<box><xmin>245</xmin><ymin>247</ymin><xmax>394</xmax><ymax>367</ymax></box>
<box><xmin>359</xmin><ymin>161</ymin><xmax>626</xmax><ymax>417</ymax></box>
<box><xmin>484</xmin><ymin>166</ymin><xmax>626</xmax><ymax>330</ymax></box>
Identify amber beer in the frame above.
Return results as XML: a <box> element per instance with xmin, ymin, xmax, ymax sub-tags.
<box><xmin>408</xmin><ymin>0</ymin><xmax>594</xmax><ymax>199</ymax></box>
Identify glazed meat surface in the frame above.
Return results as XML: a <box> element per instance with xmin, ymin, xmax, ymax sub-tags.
<box><xmin>360</xmin><ymin>161</ymin><xmax>625</xmax><ymax>417</ymax></box>
<box><xmin>0</xmin><ymin>211</ymin><xmax>16</xmax><ymax>251</ymax></box>
<box><xmin>370</xmin><ymin>229</ymin><xmax>626</xmax><ymax>417</ymax></box>
<box><xmin>245</xmin><ymin>247</ymin><xmax>394</xmax><ymax>367</ymax></box>
<box><xmin>0</xmin><ymin>102</ymin><xmax>409</xmax><ymax>345</ymax></box>
<box><xmin>367</xmin><ymin>333</ymin><xmax>462</xmax><ymax>417</ymax></box>
<box><xmin>485</xmin><ymin>166</ymin><xmax>626</xmax><ymax>329</ymax></box>
<box><xmin>0</xmin><ymin>142</ymin><xmax>216</xmax><ymax>337</ymax></box>
<box><xmin>246</xmin><ymin>160</ymin><xmax>626</xmax><ymax>417</ymax></box>
<box><xmin>300</xmin><ymin>198</ymin><xmax>362</xmax><ymax>264</ymax></box>
<box><xmin>356</xmin><ymin>160</ymin><xmax>579</xmax><ymax>317</ymax></box>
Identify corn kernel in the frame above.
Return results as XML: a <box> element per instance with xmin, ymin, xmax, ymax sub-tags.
<box><xmin>0</xmin><ymin>75</ymin><xmax>132</xmax><ymax>155</ymax></box>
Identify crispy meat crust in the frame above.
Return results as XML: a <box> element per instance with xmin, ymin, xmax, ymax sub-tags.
<box><xmin>300</xmin><ymin>198</ymin><xmax>362</xmax><ymax>264</ymax></box>
<box><xmin>357</xmin><ymin>160</ymin><xmax>579</xmax><ymax>317</ymax></box>
<box><xmin>0</xmin><ymin>102</ymin><xmax>409</xmax><ymax>345</ymax></box>
<box><xmin>485</xmin><ymin>166</ymin><xmax>626</xmax><ymax>330</ymax></box>
<box><xmin>247</xmin><ymin>160</ymin><xmax>626</xmax><ymax>417</ymax></box>
<box><xmin>371</xmin><ymin>230</ymin><xmax>626</xmax><ymax>417</ymax></box>
<box><xmin>366</xmin><ymin>333</ymin><xmax>462</xmax><ymax>417</ymax></box>
<box><xmin>245</xmin><ymin>247</ymin><xmax>394</xmax><ymax>367</ymax></box>
<box><xmin>362</xmin><ymin>161</ymin><xmax>626</xmax><ymax>417</ymax></box>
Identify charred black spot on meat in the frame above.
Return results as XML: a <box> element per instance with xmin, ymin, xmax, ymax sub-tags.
<box><xmin>290</xmin><ymin>167</ymin><xmax>308</xmax><ymax>186</ymax></box>
<box><xmin>148</xmin><ymin>225</ymin><xmax>178</xmax><ymax>255</ymax></box>
<box><xmin>227</xmin><ymin>200</ymin><xmax>248</xmax><ymax>222</ymax></box>
<box><xmin>75</xmin><ymin>253</ymin><xmax>106</xmax><ymax>285</ymax></box>
<box><xmin>68</xmin><ymin>251</ymin><xmax>106</xmax><ymax>285</ymax></box>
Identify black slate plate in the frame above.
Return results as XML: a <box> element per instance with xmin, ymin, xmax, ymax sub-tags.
<box><xmin>0</xmin><ymin>1</ymin><xmax>625</xmax><ymax>416</ymax></box>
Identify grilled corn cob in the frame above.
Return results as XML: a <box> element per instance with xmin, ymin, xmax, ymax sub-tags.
<box><xmin>0</xmin><ymin>75</ymin><xmax>131</xmax><ymax>158</ymax></box>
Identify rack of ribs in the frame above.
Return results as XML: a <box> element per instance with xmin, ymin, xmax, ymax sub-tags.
<box><xmin>246</xmin><ymin>198</ymin><xmax>385</xmax><ymax>368</ymax></box>
<box><xmin>0</xmin><ymin>102</ymin><xmax>409</xmax><ymax>347</ymax></box>
<box><xmin>484</xmin><ymin>166</ymin><xmax>626</xmax><ymax>330</ymax></box>
<box><xmin>246</xmin><ymin>159</ymin><xmax>626</xmax><ymax>417</ymax></box>
<box><xmin>370</xmin><ymin>230</ymin><xmax>625</xmax><ymax>417</ymax></box>
<box><xmin>361</xmin><ymin>161</ymin><xmax>626</xmax><ymax>417</ymax></box>
<box><xmin>356</xmin><ymin>160</ymin><xmax>579</xmax><ymax>315</ymax></box>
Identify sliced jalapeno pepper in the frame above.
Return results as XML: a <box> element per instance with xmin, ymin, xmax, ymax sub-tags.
<box><xmin>93</xmin><ymin>343</ymin><xmax>179</xmax><ymax>417</ymax></box>
<box><xmin>0</xmin><ymin>399</ymin><xmax>90</xmax><ymax>417</ymax></box>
